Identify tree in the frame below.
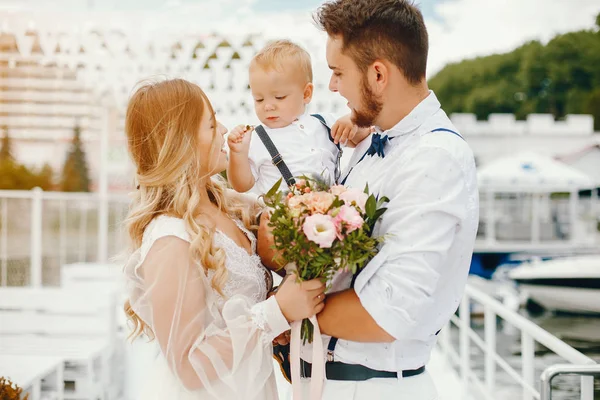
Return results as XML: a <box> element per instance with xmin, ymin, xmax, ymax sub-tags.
<box><xmin>60</xmin><ymin>124</ymin><xmax>91</xmax><ymax>192</ymax></box>
<box><xmin>0</xmin><ymin>161</ymin><xmax>54</xmax><ymax>190</ymax></box>
<box><xmin>585</xmin><ymin>88</ymin><xmax>600</xmax><ymax>130</ymax></box>
<box><xmin>429</xmin><ymin>26</ymin><xmax>600</xmax><ymax>125</ymax></box>
<box><xmin>0</xmin><ymin>125</ymin><xmax>14</xmax><ymax>162</ymax></box>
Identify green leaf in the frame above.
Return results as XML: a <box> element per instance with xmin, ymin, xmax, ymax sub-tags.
<box><xmin>365</xmin><ymin>195</ymin><xmax>376</xmax><ymax>219</ymax></box>
<box><xmin>373</xmin><ymin>208</ymin><xmax>388</xmax><ymax>222</ymax></box>
<box><xmin>377</xmin><ymin>196</ymin><xmax>390</xmax><ymax>207</ymax></box>
<box><xmin>265</xmin><ymin>178</ymin><xmax>282</xmax><ymax>200</ymax></box>
<box><xmin>363</xmin><ymin>183</ymin><xmax>369</xmax><ymax>195</ymax></box>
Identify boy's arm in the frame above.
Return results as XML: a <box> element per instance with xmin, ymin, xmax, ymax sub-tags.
<box><xmin>331</xmin><ymin>114</ymin><xmax>371</xmax><ymax>148</ymax></box>
<box><xmin>227</xmin><ymin>125</ymin><xmax>256</xmax><ymax>192</ymax></box>
<box><xmin>227</xmin><ymin>153</ymin><xmax>255</xmax><ymax>192</ymax></box>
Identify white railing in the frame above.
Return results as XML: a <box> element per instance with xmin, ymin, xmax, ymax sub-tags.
<box><xmin>438</xmin><ymin>284</ymin><xmax>597</xmax><ymax>400</ymax></box>
<box><xmin>541</xmin><ymin>365</ymin><xmax>600</xmax><ymax>400</ymax></box>
<box><xmin>0</xmin><ymin>188</ymin><xmax>129</xmax><ymax>287</ymax></box>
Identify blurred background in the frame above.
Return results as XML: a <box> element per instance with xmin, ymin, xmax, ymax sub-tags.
<box><xmin>0</xmin><ymin>1</ymin><xmax>599</xmax><ymax>400</ymax></box>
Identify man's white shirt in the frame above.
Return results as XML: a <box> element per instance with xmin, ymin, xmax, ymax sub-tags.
<box><xmin>301</xmin><ymin>91</ymin><xmax>479</xmax><ymax>373</ymax></box>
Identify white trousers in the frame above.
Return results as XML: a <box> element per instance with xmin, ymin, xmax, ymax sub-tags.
<box><xmin>294</xmin><ymin>370</ymin><xmax>439</xmax><ymax>400</ymax></box>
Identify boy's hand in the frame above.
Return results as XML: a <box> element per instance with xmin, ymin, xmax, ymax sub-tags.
<box><xmin>227</xmin><ymin>124</ymin><xmax>253</xmax><ymax>154</ymax></box>
<box><xmin>331</xmin><ymin>115</ymin><xmax>358</xmax><ymax>146</ymax></box>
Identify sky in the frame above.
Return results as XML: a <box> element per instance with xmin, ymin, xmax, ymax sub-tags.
<box><xmin>1</xmin><ymin>0</ymin><xmax>599</xmax><ymax>75</ymax></box>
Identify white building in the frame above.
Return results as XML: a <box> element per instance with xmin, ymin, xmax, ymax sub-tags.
<box><xmin>451</xmin><ymin>113</ymin><xmax>600</xmax><ymax>175</ymax></box>
<box><xmin>2</xmin><ymin>26</ymin><xmax>599</xmax><ymax>192</ymax></box>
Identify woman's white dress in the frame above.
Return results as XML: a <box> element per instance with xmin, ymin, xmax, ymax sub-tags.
<box><xmin>124</xmin><ymin>215</ymin><xmax>291</xmax><ymax>400</ymax></box>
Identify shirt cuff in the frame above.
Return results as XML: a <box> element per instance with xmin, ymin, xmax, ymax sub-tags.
<box><xmin>251</xmin><ymin>295</ymin><xmax>290</xmax><ymax>342</ymax></box>
<box><xmin>356</xmin><ymin>283</ymin><xmax>412</xmax><ymax>341</ymax></box>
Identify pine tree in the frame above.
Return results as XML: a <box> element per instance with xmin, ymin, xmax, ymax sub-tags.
<box><xmin>0</xmin><ymin>125</ymin><xmax>14</xmax><ymax>162</ymax></box>
<box><xmin>60</xmin><ymin>124</ymin><xmax>91</xmax><ymax>192</ymax></box>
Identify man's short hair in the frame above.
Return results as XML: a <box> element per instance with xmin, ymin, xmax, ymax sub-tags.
<box><xmin>315</xmin><ymin>0</ymin><xmax>428</xmax><ymax>84</ymax></box>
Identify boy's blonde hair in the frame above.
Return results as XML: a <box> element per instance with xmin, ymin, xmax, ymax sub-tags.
<box><xmin>251</xmin><ymin>39</ymin><xmax>313</xmax><ymax>84</ymax></box>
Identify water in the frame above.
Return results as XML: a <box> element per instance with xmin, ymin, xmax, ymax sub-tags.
<box><xmin>465</xmin><ymin>312</ymin><xmax>600</xmax><ymax>399</ymax></box>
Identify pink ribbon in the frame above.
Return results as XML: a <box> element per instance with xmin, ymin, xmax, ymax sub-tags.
<box><xmin>290</xmin><ymin>315</ymin><xmax>324</xmax><ymax>400</ymax></box>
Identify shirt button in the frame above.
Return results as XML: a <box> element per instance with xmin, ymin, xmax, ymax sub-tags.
<box><xmin>311</xmin><ymin>148</ymin><xmax>315</xmax><ymax>152</ymax></box>
<box><xmin>300</xmin><ymin>124</ymin><xmax>304</xmax><ymax>129</ymax></box>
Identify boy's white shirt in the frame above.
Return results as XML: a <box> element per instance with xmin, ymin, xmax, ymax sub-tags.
<box><xmin>247</xmin><ymin>111</ymin><xmax>340</xmax><ymax>196</ymax></box>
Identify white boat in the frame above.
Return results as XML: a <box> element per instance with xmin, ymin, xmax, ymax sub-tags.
<box><xmin>509</xmin><ymin>256</ymin><xmax>600</xmax><ymax>314</ymax></box>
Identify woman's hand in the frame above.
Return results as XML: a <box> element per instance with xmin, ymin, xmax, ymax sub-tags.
<box><xmin>275</xmin><ymin>273</ymin><xmax>326</xmax><ymax>322</ymax></box>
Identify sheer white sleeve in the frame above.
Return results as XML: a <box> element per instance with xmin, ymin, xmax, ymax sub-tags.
<box><xmin>124</xmin><ymin>217</ymin><xmax>289</xmax><ymax>396</ymax></box>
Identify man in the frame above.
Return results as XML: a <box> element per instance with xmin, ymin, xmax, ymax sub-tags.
<box><xmin>259</xmin><ymin>0</ymin><xmax>479</xmax><ymax>398</ymax></box>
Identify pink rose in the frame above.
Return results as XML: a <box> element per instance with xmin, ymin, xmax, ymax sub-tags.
<box><xmin>302</xmin><ymin>214</ymin><xmax>337</xmax><ymax>248</ymax></box>
<box><xmin>335</xmin><ymin>205</ymin><xmax>364</xmax><ymax>234</ymax></box>
<box><xmin>339</xmin><ymin>188</ymin><xmax>368</xmax><ymax>213</ymax></box>
<box><xmin>329</xmin><ymin>185</ymin><xmax>347</xmax><ymax>196</ymax></box>
<box><xmin>288</xmin><ymin>195</ymin><xmax>304</xmax><ymax>210</ymax></box>
<box><xmin>304</xmin><ymin>192</ymin><xmax>335</xmax><ymax>214</ymax></box>
<box><xmin>288</xmin><ymin>195</ymin><xmax>306</xmax><ymax>218</ymax></box>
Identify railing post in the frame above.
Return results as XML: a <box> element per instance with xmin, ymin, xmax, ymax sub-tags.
<box><xmin>1</xmin><ymin>198</ymin><xmax>7</xmax><ymax>287</ymax></box>
<box><xmin>484</xmin><ymin>305</ymin><xmax>497</xmax><ymax>394</ymax></box>
<box><xmin>97</xmin><ymin>106</ymin><xmax>114</xmax><ymax>264</ymax></box>
<box><xmin>59</xmin><ymin>199</ymin><xmax>67</xmax><ymax>268</ymax></box>
<box><xmin>78</xmin><ymin>204</ymin><xmax>87</xmax><ymax>262</ymax></box>
<box><xmin>522</xmin><ymin>331</ymin><xmax>535</xmax><ymax>400</ymax></box>
<box><xmin>460</xmin><ymin>294</ymin><xmax>471</xmax><ymax>387</ymax></box>
<box><xmin>581</xmin><ymin>376</ymin><xmax>594</xmax><ymax>400</ymax></box>
<box><xmin>541</xmin><ymin>364</ymin><xmax>600</xmax><ymax>400</ymax></box>
<box><xmin>30</xmin><ymin>187</ymin><xmax>43</xmax><ymax>287</ymax></box>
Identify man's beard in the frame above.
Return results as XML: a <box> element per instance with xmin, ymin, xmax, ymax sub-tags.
<box><xmin>351</xmin><ymin>76</ymin><xmax>383</xmax><ymax>128</ymax></box>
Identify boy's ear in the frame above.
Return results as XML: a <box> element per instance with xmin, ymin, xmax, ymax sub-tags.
<box><xmin>303</xmin><ymin>83</ymin><xmax>314</xmax><ymax>104</ymax></box>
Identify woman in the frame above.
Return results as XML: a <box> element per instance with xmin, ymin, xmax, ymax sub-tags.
<box><xmin>122</xmin><ymin>78</ymin><xmax>324</xmax><ymax>400</ymax></box>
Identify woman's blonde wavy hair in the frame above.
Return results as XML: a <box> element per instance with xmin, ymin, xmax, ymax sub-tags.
<box><xmin>123</xmin><ymin>78</ymin><xmax>256</xmax><ymax>341</ymax></box>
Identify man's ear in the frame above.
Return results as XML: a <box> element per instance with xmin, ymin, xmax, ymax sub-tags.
<box><xmin>369</xmin><ymin>61</ymin><xmax>388</xmax><ymax>94</ymax></box>
<box><xmin>303</xmin><ymin>82</ymin><xmax>314</xmax><ymax>104</ymax></box>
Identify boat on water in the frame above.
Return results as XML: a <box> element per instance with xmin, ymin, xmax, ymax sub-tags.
<box><xmin>509</xmin><ymin>255</ymin><xmax>600</xmax><ymax>314</ymax></box>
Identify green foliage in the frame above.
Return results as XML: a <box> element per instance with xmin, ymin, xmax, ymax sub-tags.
<box><xmin>263</xmin><ymin>176</ymin><xmax>387</xmax><ymax>284</ymax></box>
<box><xmin>0</xmin><ymin>127</ymin><xmax>54</xmax><ymax>190</ymax></box>
<box><xmin>60</xmin><ymin>125</ymin><xmax>91</xmax><ymax>192</ymax></box>
<box><xmin>264</xmin><ymin>176</ymin><xmax>389</xmax><ymax>343</ymax></box>
<box><xmin>0</xmin><ymin>126</ymin><xmax>13</xmax><ymax>162</ymax></box>
<box><xmin>429</xmin><ymin>26</ymin><xmax>600</xmax><ymax>130</ymax></box>
<box><xmin>0</xmin><ymin>160</ymin><xmax>54</xmax><ymax>190</ymax></box>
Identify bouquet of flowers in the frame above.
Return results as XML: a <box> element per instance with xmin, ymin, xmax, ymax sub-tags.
<box><xmin>263</xmin><ymin>177</ymin><xmax>388</xmax><ymax>343</ymax></box>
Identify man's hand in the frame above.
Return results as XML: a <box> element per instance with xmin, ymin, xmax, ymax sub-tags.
<box><xmin>273</xmin><ymin>330</ymin><xmax>291</xmax><ymax>346</ymax></box>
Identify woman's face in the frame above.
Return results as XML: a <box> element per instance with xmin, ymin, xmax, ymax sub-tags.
<box><xmin>198</xmin><ymin>102</ymin><xmax>228</xmax><ymax>177</ymax></box>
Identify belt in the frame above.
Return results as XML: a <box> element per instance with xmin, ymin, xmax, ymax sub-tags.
<box><xmin>300</xmin><ymin>360</ymin><xmax>425</xmax><ymax>381</ymax></box>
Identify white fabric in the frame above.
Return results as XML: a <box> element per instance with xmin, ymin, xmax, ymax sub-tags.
<box><xmin>301</xmin><ymin>91</ymin><xmax>479</xmax><ymax>374</ymax></box>
<box><xmin>248</xmin><ymin>112</ymin><xmax>340</xmax><ymax>195</ymax></box>
<box><xmin>124</xmin><ymin>215</ymin><xmax>290</xmax><ymax>400</ymax></box>
<box><xmin>295</xmin><ymin>371</ymin><xmax>439</xmax><ymax>400</ymax></box>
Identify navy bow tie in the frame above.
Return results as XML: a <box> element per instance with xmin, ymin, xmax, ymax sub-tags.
<box><xmin>366</xmin><ymin>133</ymin><xmax>389</xmax><ymax>158</ymax></box>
